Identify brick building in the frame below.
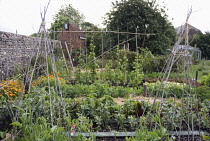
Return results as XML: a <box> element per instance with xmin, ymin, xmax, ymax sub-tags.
<box><xmin>58</xmin><ymin>23</ymin><xmax>86</xmax><ymax>51</ymax></box>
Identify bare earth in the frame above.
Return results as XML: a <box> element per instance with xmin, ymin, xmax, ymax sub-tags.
<box><xmin>113</xmin><ymin>96</ymin><xmax>180</xmax><ymax>105</ymax></box>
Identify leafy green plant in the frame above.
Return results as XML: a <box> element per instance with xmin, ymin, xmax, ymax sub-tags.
<box><xmin>200</xmin><ymin>99</ymin><xmax>210</xmax><ymax>129</ymax></box>
<box><xmin>195</xmin><ymin>86</ymin><xmax>210</xmax><ymax>101</ymax></box>
<box><xmin>103</xmin><ymin>60</ymin><xmax>115</xmax><ymax>83</ymax></box>
<box><xmin>11</xmin><ymin>114</ymin><xmax>69</xmax><ymax>141</ymax></box>
<box><xmin>87</xmin><ymin>43</ymin><xmax>99</xmax><ymax>82</ymax></box>
<box><xmin>75</xmin><ymin>54</ymin><xmax>88</xmax><ymax>84</ymax></box>
<box><xmin>126</xmin><ymin>116</ymin><xmax>170</xmax><ymax>141</ymax></box>
<box><xmin>118</xmin><ymin>50</ymin><xmax>129</xmax><ymax>85</ymax></box>
<box><xmin>0</xmin><ymin>131</ymin><xmax>6</xmax><ymax>140</ymax></box>
<box><xmin>146</xmin><ymin>81</ymin><xmax>190</xmax><ymax>98</ymax></box>
<box><xmin>77</xmin><ymin>95</ymin><xmax>119</xmax><ymax>130</ymax></box>
<box><xmin>129</xmin><ymin>54</ymin><xmax>144</xmax><ymax>87</ymax></box>
<box><xmin>128</xmin><ymin>115</ymin><xmax>138</xmax><ymax>130</ymax></box>
<box><xmin>116</xmin><ymin>113</ymin><xmax>126</xmax><ymax>130</ymax></box>
<box><xmin>200</xmin><ymin>73</ymin><xmax>210</xmax><ymax>86</ymax></box>
<box><xmin>73</xmin><ymin>114</ymin><xmax>93</xmax><ymax>132</ymax></box>
<box><xmin>202</xmin><ymin>135</ymin><xmax>210</xmax><ymax>140</ymax></box>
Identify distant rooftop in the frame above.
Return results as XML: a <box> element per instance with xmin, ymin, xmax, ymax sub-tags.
<box><xmin>176</xmin><ymin>23</ymin><xmax>202</xmax><ymax>37</ymax></box>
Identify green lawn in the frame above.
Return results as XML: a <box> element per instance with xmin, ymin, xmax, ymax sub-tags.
<box><xmin>191</xmin><ymin>60</ymin><xmax>210</xmax><ymax>81</ymax></box>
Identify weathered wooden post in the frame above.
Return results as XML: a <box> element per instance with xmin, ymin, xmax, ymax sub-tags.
<box><xmin>143</xmin><ymin>84</ymin><xmax>147</xmax><ymax>97</ymax></box>
<box><xmin>195</xmin><ymin>71</ymin><xmax>198</xmax><ymax>82</ymax></box>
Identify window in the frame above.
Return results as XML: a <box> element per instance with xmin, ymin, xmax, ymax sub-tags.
<box><xmin>64</xmin><ymin>23</ymin><xmax>69</xmax><ymax>30</ymax></box>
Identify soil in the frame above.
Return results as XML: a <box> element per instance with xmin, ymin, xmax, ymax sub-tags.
<box><xmin>113</xmin><ymin>96</ymin><xmax>180</xmax><ymax>105</ymax></box>
<box><xmin>111</xmin><ymin>77</ymin><xmax>202</xmax><ymax>105</ymax></box>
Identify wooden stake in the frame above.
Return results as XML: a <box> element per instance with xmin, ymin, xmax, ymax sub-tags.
<box><xmin>143</xmin><ymin>84</ymin><xmax>148</xmax><ymax>97</ymax></box>
<box><xmin>64</xmin><ymin>42</ymin><xmax>74</xmax><ymax>69</ymax></box>
<box><xmin>195</xmin><ymin>71</ymin><xmax>198</xmax><ymax>82</ymax></box>
<box><xmin>60</xmin><ymin>42</ymin><xmax>69</xmax><ymax>74</ymax></box>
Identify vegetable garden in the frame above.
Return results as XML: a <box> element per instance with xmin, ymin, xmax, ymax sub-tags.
<box><xmin>1</xmin><ymin>9</ymin><xmax>210</xmax><ymax>141</ymax></box>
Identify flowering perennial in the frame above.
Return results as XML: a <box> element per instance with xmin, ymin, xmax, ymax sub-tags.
<box><xmin>0</xmin><ymin>80</ymin><xmax>25</xmax><ymax>98</ymax></box>
<box><xmin>32</xmin><ymin>74</ymin><xmax>66</xmax><ymax>87</ymax></box>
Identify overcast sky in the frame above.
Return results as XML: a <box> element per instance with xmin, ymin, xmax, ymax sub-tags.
<box><xmin>0</xmin><ymin>0</ymin><xmax>209</xmax><ymax>35</ymax></box>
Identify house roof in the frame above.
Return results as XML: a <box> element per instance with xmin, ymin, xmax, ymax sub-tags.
<box><xmin>175</xmin><ymin>23</ymin><xmax>202</xmax><ymax>36</ymax></box>
<box><xmin>68</xmin><ymin>23</ymin><xmax>86</xmax><ymax>38</ymax></box>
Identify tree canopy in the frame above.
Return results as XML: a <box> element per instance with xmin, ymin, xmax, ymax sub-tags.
<box><xmin>191</xmin><ymin>32</ymin><xmax>210</xmax><ymax>59</ymax></box>
<box><xmin>104</xmin><ymin>0</ymin><xmax>176</xmax><ymax>54</ymax></box>
<box><xmin>48</xmin><ymin>3</ymin><xmax>105</xmax><ymax>56</ymax></box>
<box><xmin>49</xmin><ymin>4</ymin><xmax>85</xmax><ymax>39</ymax></box>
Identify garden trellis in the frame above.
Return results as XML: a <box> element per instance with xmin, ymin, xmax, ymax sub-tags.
<box><xmin>143</xmin><ymin>9</ymin><xmax>204</xmax><ymax>141</ymax></box>
<box><xmin>0</xmin><ymin>2</ymin><xmax>209</xmax><ymax>141</ymax></box>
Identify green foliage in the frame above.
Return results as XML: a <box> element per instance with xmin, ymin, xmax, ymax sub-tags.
<box><xmin>1</xmin><ymin>87</ymin><xmax>210</xmax><ymax>139</ymax></box>
<box><xmin>200</xmin><ymin>73</ymin><xmax>210</xmax><ymax>86</ymax></box>
<box><xmin>139</xmin><ymin>48</ymin><xmax>181</xmax><ymax>73</ymax></box>
<box><xmin>195</xmin><ymin>86</ymin><xmax>210</xmax><ymax>101</ymax></box>
<box><xmin>200</xmin><ymin>100</ymin><xmax>210</xmax><ymax>129</ymax></box>
<box><xmin>146</xmin><ymin>81</ymin><xmax>190</xmax><ymax>98</ymax></box>
<box><xmin>62</xmin><ymin>82</ymin><xmax>138</xmax><ymax>98</ymax></box>
<box><xmin>77</xmin><ymin>95</ymin><xmax>118</xmax><ymax>129</ymax></box>
<box><xmin>116</xmin><ymin>49</ymin><xmax>129</xmax><ymax>85</ymax></box>
<box><xmin>140</xmin><ymin>48</ymin><xmax>161</xmax><ymax>73</ymax></box>
<box><xmin>191</xmin><ymin>60</ymin><xmax>210</xmax><ymax>80</ymax></box>
<box><xmin>141</xmin><ymin>48</ymin><xmax>157</xmax><ymax>73</ymax></box>
<box><xmin>0</xmin><ymin>96</ymin><xmax>14</xmax><ymax>132</ymax></box>
<box><xmin>126</xmin><ymin>116</ymin><xmax>170</xmax><ymax>141</ymax></box>
<box><xmin>103</xmin><ymin>49</ymin><xmax>143</xmax><ymax>86</ymax></box>
<box><xmin>105</xmin><ymin>0</ymin><xmax>176</xmax><ymax>54</ymax></box>
<box><xmin>49</xmin><ymin>4</ymin><xmax>85</xmax><ymax>39</ymax></box>
<box><xmin>2</xmin><ymin>42</ymin><xmax>210</xmax><ymax>140</ymax></box>
<box><xmin>202</xmin><ymin>135</ymin><xmax>210</xmax><ymax>140</ymax></box>
<box><xmin>88</xmin><ymin>43</ymin><xmax>99</xmax><ymax>82</ymax></box>
<box><xmin>83</xmin><ymin>23</ymin><xmax>105</xmax><ymax>57</ymax></box>
<box><xmin>75</xmin><ymin>54</ymin><xmax>88</xmax><ymax>83</ymax></box>
<box><xmin>191</xmin><ymin>32</ymin><xmax>210</xmax><ymax>59</ymax></box>
<box><xmin>104</xmin><ymin>48</ymin><xmax>168</xmax><ymax>73</ymax></box>
<box><xmin>9</xmin><ymin>109</ymin><xmax>70</xmax><ymax>141</ymax></box>
<box><xmin>197</xmin><ymin>60</ymin><xmax>210</xmax><ymax>72</ymax></box>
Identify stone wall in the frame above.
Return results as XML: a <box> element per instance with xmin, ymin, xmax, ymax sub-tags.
<box><xmin>0</xmin><ymin>31</ymin><xmax>60</xmax><ymax>80</ymax></box>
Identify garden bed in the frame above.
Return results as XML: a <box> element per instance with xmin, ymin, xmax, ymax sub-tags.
<box><xmin>70</xmin><ymin>131</ymin><xmax>209</xmax><ymax>141</ymax></box>
<box><xmin>144</xmin><ymin>78</ymin><xmax>203</xmax><ymax>86</ymax></box>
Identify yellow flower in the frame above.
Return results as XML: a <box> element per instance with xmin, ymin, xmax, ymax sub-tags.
<box><xmin>9</xmin><ymin>94</ymin><xmax>16</xmax><ymax>96</ymax></box>
<box><xmin>0</xmin><ymin>79</ymin><xmax>25</xmax><ymax>98</ymax></box>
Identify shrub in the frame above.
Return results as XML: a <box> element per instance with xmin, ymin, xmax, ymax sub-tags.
<box><xmin>200</xmin><ymin>73</ymin><xmax>210</xmax><ymax>86</ymax></box>
<box><xmin>202</xmin><ymin>70</ymin><xmax>210</xmax><ymax>76</ymax></box>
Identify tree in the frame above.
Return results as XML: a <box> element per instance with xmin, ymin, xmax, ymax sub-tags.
<box><xmin>104</xmin><ymin>0</ymin><xmax>176</xmax><ymax>54</ymax></box>
<box><xmin>49</xmin><ymin>4</ymin><xmax>85</xmax><ymax>39</ymax></box>
<box><xmin>191</xmin><ymin>32</ymin><xmax>210</xmax><ymax>59</ymax></box>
